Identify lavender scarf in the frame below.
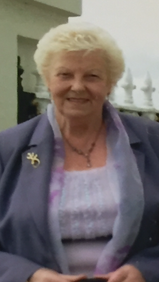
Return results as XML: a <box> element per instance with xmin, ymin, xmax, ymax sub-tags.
<box><xmin>47</xmin><ymin>101</ymin><xmax>144</xmax><ymax>275</ymax></box>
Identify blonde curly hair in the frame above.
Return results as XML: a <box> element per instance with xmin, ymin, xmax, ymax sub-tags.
<box><xmin>34</xmin><ymin>22</ymin><xmax>125</xmax><ymax>87</ymax></box>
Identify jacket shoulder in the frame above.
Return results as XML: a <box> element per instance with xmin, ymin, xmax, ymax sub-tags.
<box><xmin>120</xmin><ymin>113</ymin><xmax>159</xmax><ymax>158</ymax></box>
<box><xmin>0</xmin><ymin>115</ymin><xmax>42</xmax><ymax>143</ymax></box>
<box><xmin>0</xmin><ymin>114</ymin><xmax>48</xmax><ymax>165</ymax></box>
<box><xmin>119</xmin><ymin>112</ymin><xmax>159</xmax><ymax>134</ymax></box>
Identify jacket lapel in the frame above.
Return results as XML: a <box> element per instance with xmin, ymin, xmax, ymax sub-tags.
<box><xmin>120</xmin><ymin>114</ymin><xmax>145</xmax><ymax>183</ymax></box>
<box><xmin>131</xmin><ymin>146</ymin><xmax>145</xmax><ymax>184</ymax></box>
<box><xmin>19</xmin><ymin>116</ymin><xmax>55</xmax><ymax>251</ymax></box>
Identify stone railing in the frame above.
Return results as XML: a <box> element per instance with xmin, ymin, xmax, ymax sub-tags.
<box><xmin>109</xmin><ymin>69</ymin><xmax>159</xmax><ymax>121</ymax></box>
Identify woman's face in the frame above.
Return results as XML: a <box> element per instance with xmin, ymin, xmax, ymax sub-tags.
<box><xmin>47</xmin><ymin>50</ymin><xmax>111</xmax><ymax>119</ymax></box>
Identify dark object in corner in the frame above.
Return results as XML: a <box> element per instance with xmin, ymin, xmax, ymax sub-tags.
<box><xmin>79</xmin><ymin>278</ymin><xmax>108</xmax><ymax>282</ymax></box>
<box><xmin>17</xmin><ymin>56</ymin><xmax>38</xmax><ymax>124</ymax></box>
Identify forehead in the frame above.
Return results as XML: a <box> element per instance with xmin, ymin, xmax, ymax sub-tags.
<box><xmin>51</xmin><ymin>50</ymin><xmax>106</xmax><ymax>71</ymax></box>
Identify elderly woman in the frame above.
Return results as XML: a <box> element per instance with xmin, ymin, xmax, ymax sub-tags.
<box><xmin>0</xmin><ymin>22</ymin><xmax>159</xmax><ymax>282</ymax></box>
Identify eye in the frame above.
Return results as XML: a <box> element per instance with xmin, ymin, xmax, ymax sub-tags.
<box><xmin>61</xmin><ymin>73</ymin><xmax>69</xmax><ymax>76</ymax></box>
<box><xmin>58</xmin><ymin>73</ymin><xmax>71</xmax><ymax>78</ymax></box>
<box><xmin>91</xmin><ymin>74</ymin><xmax>99</xmax><ymax>77</ymax></box>
<box><xmin>86</xmin><ymin>74</ymin><xmax>99</xmax><ymax>79</ymax></box>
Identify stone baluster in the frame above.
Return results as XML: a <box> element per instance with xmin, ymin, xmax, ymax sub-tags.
<box><xmin>32</xmin><ymin>71</ymin><xmax>51</xmax><ymax>114</ymax></box>
<box><xmin>121</xmin><ymin>68</ymin><xmax>136</xmax><ymax>106</ymax></box>
<box><xmin>138</xmin><ymin>72</ymin><xmax>156</xmax><ymax>120</ymax></box>
<box><xmin>141</xmin><ymin>72</ymin><xmax>154</xmax><ymax>108</ymax></box>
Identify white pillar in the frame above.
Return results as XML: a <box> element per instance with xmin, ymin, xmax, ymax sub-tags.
<box><xmin>121</xmin><ymin>68</ymin><xmax>135</xmax><ymax>106</ymax></box>
<box><xmin>33</xmin><ymin>72</ymin><xmax>51</xmax><ymax>114</ymax></box>
<box><xmin>141</xmin><ymin>72</ymin><xmax>154</xmax><ymax>108</ymax></box>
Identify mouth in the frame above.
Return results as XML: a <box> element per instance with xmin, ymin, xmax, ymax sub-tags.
<box><xmin>67</xmin><ymin>98</ymin><xmax>89</xmax><ymax>104</ymax></box>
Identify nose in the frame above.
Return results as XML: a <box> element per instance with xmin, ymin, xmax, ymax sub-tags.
<box><xmin>71</xmin><ymin>77</ymin><xmax>85</xmax><ymax>93</ymax></box>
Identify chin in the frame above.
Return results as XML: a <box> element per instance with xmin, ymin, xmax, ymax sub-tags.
<box><xmin>63</xmin><ymin>109</ymin><xmax>89</xmax><ymax>119</ymax></box>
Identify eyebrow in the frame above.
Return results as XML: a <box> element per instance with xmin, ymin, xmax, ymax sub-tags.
<box><xmin>54</xmin><ymin>67</ymin><xmax>70</xmax><ymax>71</ymax></box>
<box><xmin>85</xmin><ymin>69</ymin><xmax>103</xmax><ymax>73</ymax></box>
<box><xmin>55</xmin><ymin>67</ymin><xmax>103</xmax><ymax>73</ymax></box>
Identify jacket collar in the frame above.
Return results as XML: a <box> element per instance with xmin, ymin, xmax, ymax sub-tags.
<box><xmin>119</xmin><ymin>113</ymin><xmax>143</xmax><ymax>145</ymax></box>
<box><xmin>119</xmin><ymin>113</ymin><xmax>145</xmax><ymax>183</ymax></box>
<box><xmin>27</xmin><ymin>113</ymin><xmax>53</xmax><ymax>147</ymax></box>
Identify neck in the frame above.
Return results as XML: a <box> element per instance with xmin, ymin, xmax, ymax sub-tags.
<box><xmin>55</xmin><ymin>111</ymin><xmax>103</xmax><ymax>141</ymax></box>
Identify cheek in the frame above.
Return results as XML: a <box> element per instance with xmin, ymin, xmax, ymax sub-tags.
<box><xmin>50</xmin><ymin>86</ymin><xmax>68</xmax><ymax>105</ymax></box>
<box><xmin>90</xmin><ymin>86</ymin><xmax>107</xmax><ymax>101</ymax></box>
<box><xmin>49</xmin><ymin>84</ymin><xmax>63</xmax><ymax>98</ymax></box>
<box><xmin>49</xmin><ymin>79</ymin><xmax>70</xmax><ymax>97</ymax></box>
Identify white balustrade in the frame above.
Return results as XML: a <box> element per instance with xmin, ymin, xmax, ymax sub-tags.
<box><xmin>110</xmin><ymin>69</ymin><xmax>159</xmax><ymax>121</ymax></box>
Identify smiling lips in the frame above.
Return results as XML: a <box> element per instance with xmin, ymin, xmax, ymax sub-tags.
<box><xmin>67</xmin><ymin>98</ymin><xmax>89</xmax><ymax>103</ymax></box>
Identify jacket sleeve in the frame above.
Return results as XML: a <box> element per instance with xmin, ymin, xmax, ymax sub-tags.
<box><xmin>0</xmin><ymin>251</ymin><xmax>41</xmax><ymax>282</ymax></box>
<box><xmin>0</xmin><ymin>151</ymin><xmax>41</xmax><ymax>282</ymax></box>
<box><xmin>125</xmin><ymin>246</ymin><xmax>159</xmax><ymax>282</ymax></box>
<box><xmin>147</xmin><ymin>119</ymin><xmax>159</xmax><ymax>160</ymax></box>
